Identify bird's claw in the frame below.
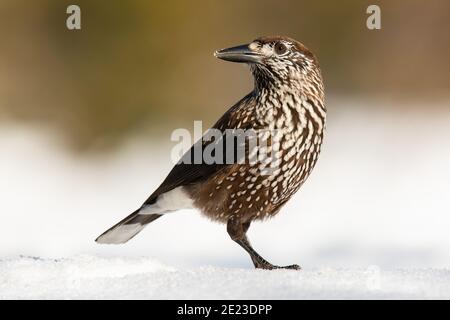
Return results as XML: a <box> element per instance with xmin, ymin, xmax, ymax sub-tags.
<box><xmin>254</xmin><ymin>261</ymin><xmax>301</xmax><ymax>271</ymax></box>
<box><xmin>281</xmin><ymin>264</ymin><xmax>301</xmax><ymax>270</ymax></box>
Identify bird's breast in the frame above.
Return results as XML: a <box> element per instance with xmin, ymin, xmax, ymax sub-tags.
<box><xmin>189</xmin><ymin>92</ymin><xmax>325</xmax><ymax>223</ymax></box>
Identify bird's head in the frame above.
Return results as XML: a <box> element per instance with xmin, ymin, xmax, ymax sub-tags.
<box><xmin>214</xmin><ymin>36</ymin><xmax>321</xmax><ymax>91</ymax></box>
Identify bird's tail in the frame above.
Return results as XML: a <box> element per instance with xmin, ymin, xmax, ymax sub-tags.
<box><xmin>95</xmin><ymin>207</ymin><xmax>162</xmax><ymax>244</ymax></box>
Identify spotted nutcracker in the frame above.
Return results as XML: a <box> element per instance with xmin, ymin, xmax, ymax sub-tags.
<box><xmin>96</xmin><ymin>36</ymin><xmax>326</xmax><ymax>270</ymax></box>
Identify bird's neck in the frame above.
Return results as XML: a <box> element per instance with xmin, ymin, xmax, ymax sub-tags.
<box><xmin>252</xmin><ymin>74</ymin><xmax>326</xmax><ymax>134</ymax></box>
<box><xmin>251</xmin><ymin>64</ymin><xmax>325</xmax><ymax>106</ymax></box>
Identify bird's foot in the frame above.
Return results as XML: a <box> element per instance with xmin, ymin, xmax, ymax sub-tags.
<box><xmin>253</xmin><ymin>260</ymin><xmax>301</xmax><ymax>271</ymax></box>
<box><xmin>278</xmin><ymin>264</ymin><xmax>301</xmax><ymax>270</ymax></box>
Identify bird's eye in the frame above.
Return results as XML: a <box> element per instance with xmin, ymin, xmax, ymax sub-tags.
<box><xmin>274</xmin><ymin>42</ymin><xmax>287</xmax><ymax>55</ymax></box>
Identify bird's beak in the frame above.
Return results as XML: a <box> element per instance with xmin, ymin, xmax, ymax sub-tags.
<box><xmin>214</xmin><ymin>44</ymin><xmax>262</xmax><ymax>63</ymax></box>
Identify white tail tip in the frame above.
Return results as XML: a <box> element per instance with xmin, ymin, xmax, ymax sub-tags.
<box><xmin>95</xmin><ymin>223</ymin><xmax>146</xmax><ymax>244</ymax></box>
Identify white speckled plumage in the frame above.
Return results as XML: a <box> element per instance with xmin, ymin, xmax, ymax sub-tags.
<box><xmin>97</xmin><ymin>36</ymin><xmax>326</xmax><ymax>270</ymax></box>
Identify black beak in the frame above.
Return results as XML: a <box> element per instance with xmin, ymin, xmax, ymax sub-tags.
<box><xmin>214</xmin><ymin>44</ymin><xmax>262</xmax><ymax>63</ymax></box>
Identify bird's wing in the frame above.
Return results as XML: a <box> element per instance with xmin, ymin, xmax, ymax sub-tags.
<box><xmin>142</xmin><ymin>93</ymin><xmax>255</xmax><ymax>205</ymax></box>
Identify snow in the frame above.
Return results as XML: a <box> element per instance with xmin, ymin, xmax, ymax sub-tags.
<box><xmin>1</xmin><ymin>255</ymin><xmax>450</xmax><ymax>299</ymax></box>
<box><xmin>1</xmin><ymin>99</ymin><xmax>450</xmax><ymax>299</ymax></box>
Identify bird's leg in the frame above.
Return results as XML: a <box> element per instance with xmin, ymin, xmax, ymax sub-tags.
<box><xmin>227</xmin><ymin>218</ymin><xmax>300</xmax><ymax>270</ymax></box>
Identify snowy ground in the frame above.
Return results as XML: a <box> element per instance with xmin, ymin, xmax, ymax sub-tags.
<box><xmin>1</xmin><ymin>255</ymin><xmax>450</xmax><ymax>299</ymax></box>
<box><xmin>1</xmin><ymin>99</ymin><xmax>450</xmax><ymax>299</ymax></box>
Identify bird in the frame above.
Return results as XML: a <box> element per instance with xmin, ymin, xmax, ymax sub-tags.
<box><xmin>96</xmin><ymin>36</ymin><xmax>326</xmax><ymax>270</ymax></box>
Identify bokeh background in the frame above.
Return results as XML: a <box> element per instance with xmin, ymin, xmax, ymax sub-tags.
<box><xmin>1</xmin><ymin>0</ymin><xmax>450</xmax><ymax>269</ymax></box>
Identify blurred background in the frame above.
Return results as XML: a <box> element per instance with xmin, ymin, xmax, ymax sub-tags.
<box><xmin>1</xmin><ymin>0</ymin><xmax>450</xmax><ymax>269</ymax></box>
